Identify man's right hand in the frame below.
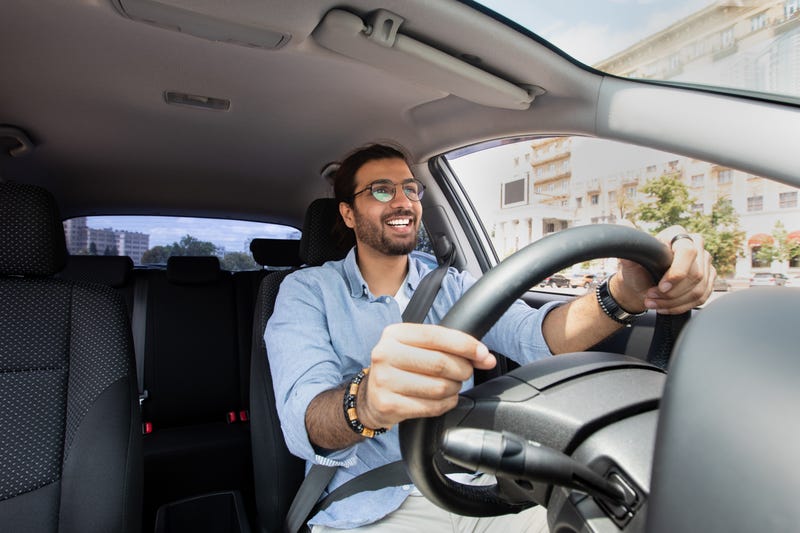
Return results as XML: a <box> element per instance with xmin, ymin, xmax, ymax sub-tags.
<box><xmin>357</xmin><ymin>323</ymin><xmax>496</xmax><ymax>430</ymax></box>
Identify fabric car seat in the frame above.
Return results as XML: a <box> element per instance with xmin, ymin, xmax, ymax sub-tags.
<box><xmin>0</xmin><ymin>182</ymin><xmax>142</xmax><ymax>532</ymax></box>
<box><xmin>250</xmin><ymin>198</ymin><xmax>351</xmax><ymax>533</ymax></box>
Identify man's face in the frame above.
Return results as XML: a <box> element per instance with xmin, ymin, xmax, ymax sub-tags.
<box><xmin>340</xmin><ymin>158</ymin><xmax>422</xmax><ymax>256</ymax></box>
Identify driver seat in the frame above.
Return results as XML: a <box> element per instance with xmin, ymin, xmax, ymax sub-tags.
<box><xmin>0</xmin><ymin>182</ymin><xmax>142</xmax><ymax>532</ymax></box>
<box><xmin>249</xmin><ymin>198</ymin><xmax>352</xmax><ymax>533</ymax></box>
<box><xmin>648</xmin><ymin>289</ymin><xmax>800</xmax><ymax>532</ymax></box>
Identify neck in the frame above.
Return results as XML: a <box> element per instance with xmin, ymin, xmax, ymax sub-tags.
<box><xmin>355</xmin><ymin>246</ymin><xmax>409</xmax><ymax>297</ymax></box>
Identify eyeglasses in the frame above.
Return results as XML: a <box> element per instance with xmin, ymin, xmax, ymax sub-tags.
<box><xmin>351</xmin><ymin>178</ymin><xmax>426</xmax><ymax>203</ymax></box>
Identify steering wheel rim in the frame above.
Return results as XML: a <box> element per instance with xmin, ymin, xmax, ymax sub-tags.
<box><xmin>399</xmin><ymin>224</ymin><xmax>689</xmax><ymax>517</ymax></box>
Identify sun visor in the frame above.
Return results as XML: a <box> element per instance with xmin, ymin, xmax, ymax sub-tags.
<box><xmin>111</xmin><ymin>0</ymin><xmax>290</xmax><ymax>49</ymax></box>
<box><xmin>313</xmin><ymin>9</ymin><xmax>539</xmax><ymax>110</ymax></box>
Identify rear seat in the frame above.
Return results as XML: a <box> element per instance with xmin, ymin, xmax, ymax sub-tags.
<box><xmin>59</xmin><ymin>242</ymin><xmax>301</xmax><ymax>532</ymax></box>
<box><xmin>139</xmin><ymin>256</ymin><xmax>251</xmax><ymax>529</ymax></box>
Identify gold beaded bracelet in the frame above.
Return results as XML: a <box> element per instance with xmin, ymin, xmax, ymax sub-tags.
<box><xmin>343</xmin><ymin>367</ymin><xmax>387</xmax><ymax>439</ymax></box>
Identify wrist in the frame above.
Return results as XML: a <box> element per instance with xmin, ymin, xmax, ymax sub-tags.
<box><xmin>343</xmin><ymin>368</ymin><xmax>387</xmax><ymax>439</ymax></box>
<box><xmin>608</xmin><ymin>272</ymin><xmax>647</xmax><ymax>314</ymax></box>
<box><xmin>596</xmin><ymin>274</ymin><xmax>647</xmax><ymax>327</ymax></box>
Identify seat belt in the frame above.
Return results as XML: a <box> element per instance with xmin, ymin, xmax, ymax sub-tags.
<box><xmin>284</xmin><ymin>238</ymin><xmax>457</xmax><ymax>533</ymax></box>
<box><xmin>131</xmin><ymin>273</ymin><xmax>149</xmax><ymax>408</ymax></box>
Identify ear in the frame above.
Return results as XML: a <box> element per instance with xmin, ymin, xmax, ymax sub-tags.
<box><xmin>339</xmin><ymin>201</ymin><xmax>355</xmax><ymax>229</ymax></box>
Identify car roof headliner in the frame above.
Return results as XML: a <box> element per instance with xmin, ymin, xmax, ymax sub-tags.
<box><xmin>0</xmin><ymin>0</ymin><xmax>595</xmax><ymax>228</ymax></box>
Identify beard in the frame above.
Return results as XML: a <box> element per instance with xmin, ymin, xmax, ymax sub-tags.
<box><xmin>352</xmin><ymin>207</ymin><xmax>418</xmax><ymax>256</ymax></box>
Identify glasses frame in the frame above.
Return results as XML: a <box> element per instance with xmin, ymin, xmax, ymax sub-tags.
<box><xmin>350</xmin><ymin>178</ymin><xmax>426</xmax><ymax>203</ymax></box>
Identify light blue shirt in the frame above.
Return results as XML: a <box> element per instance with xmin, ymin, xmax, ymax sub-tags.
<box><xmin>265</xmin><ymin>248</ymin><xmax>561</xmax><ymax>529</ymax></box>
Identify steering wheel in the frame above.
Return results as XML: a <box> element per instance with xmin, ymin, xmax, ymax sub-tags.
<box><xmin>399</xmin><ymin>224</ymin><xmax>689</xmax><ymax>517</ymax></box>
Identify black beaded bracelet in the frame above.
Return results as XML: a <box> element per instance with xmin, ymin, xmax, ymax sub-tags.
<box><xmin>343</xmin><ymin>367</ymin><xmax>387</xmax><ymax>439</ymax></box>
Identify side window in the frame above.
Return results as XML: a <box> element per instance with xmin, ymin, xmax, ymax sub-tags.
<box><xmin>446</xmin><ymin>136</ymin><xmax>800</xmax><ymax>299</ymax></box>
<box><xmin>63</xmin><ymin>216</ymin><xmax>300</xmax><ymax>271</ymax></box>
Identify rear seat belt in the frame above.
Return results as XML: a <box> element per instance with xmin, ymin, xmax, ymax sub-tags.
<box><xmin>131</xmin><ymin>273</ymin><xmax>149</xmax><ymax>409</ymax></box>
<box><xmin>285</xmin><ymin>239</ymin><xmax>456</xmax><ymax>533</ymax></box>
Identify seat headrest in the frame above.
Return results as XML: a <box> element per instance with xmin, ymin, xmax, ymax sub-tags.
<box><xmin>58</xmin><ymin>255</ymin><xmax>134</xmax><ymax>287</ymax></box>
<box><xmin>167</xmin><ymin>256</ymin><xmax>221</xmax><ymax>285</ymax></box>
<box><xmin>249</xmin><ymin>238</ymin><xmax>301</xmax><ymax>268</ymax></box>
<box><xmin>0</xmin><ymin>181</ymin><xmax>68</xmax><ymax>276</ymax></box>
<box><xmin>299</xmin><ymin>198</ymin><xmax>352</xmax><ymax>266</ymax></box>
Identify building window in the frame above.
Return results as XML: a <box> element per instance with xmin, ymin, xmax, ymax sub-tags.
<box><xmin>502</xmin><ymin>177</ymin><xmax>528</xmax><ymax>207</ymax></box>
<box><xmin>625</xmin><ymin>186</ymin><xmax>637</xmax><ymax>199</ymax></box>
<box><xmin>590</xmin><ymin>194</ymin><xmax>599</xmax><ymax>205</ymax></box>
<box><xmin>646</xmin><ymin>165</ymin><xmax>657</xmax><ymax>173</ymax></box>
<box><xmin>751</xmin><ymin>246</ymin><xmax>769</xmax><ymax>268</ymax></box>
<box><xmin>750</xmin><ymin>12</ymin><xmax>767</xmax><ymax>31</ymax></box>
<box><xmin>779</xmin><ymin>191</ymin><xmax>797</xmax><ymax>208</ymax></box>
<box><xmin>691</xmin><ymin>174</ymin><xmax>704</xmax><ymax>187</ymax></box>
<box><xmin>576</xmin><ymin>197</ymin><xmax>582</xmax><ymax>208</ymax></box>
<box><xmin>747</xmin><ymin>195</ymin><xmax>763</xmax><ymax>212</ymax></box>
<box><xmin>608</xmin><ymin>190</ymin><xmax>617</xmax><ymax>203</ymax></box>
<box><xmin>786</xmin><ymin>0</ymin><xmax>799</xmax><ymax>18</ymax></box>
<box><xmin>545</xmin><ymin>222</ymin><xmax>555</xmax><ymax>233</ymax></box>
<box><xmin>718</xmin><ymin>169</ymin><xmax>733</xmax><ymax>184</ymax></box>
<box><xmin>721</xmin><ymin>27</ymin><xmax>735</xmax><ymax>48</ymax></box>
<box><xmin>692</xmin><ymin>203</ymin><xmax>704</xmax><ymax>212</ymax></box>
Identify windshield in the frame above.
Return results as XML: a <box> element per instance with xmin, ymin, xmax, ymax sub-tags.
<box><xmin>478</xmin><ymin>0</ymin><xmax>800</xmax><ymax>102</ymax></box>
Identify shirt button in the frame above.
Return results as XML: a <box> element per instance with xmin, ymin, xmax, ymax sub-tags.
<box><xmin>402</xmin><ymin>485</ymin><xmax>411</xmax><ymax>491</ymax></box>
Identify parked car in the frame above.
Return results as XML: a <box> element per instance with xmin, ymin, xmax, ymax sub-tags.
<box><xmin>539</xmin><ymin>273</ymin><xmax>571</xmax><ymax>288</ymax></box>
<box><xmin>713</xmin><ymin>278</ymin><xmax>731</xmax><ymax>292</ymax></box>
<box><xmin>749</xmin><ymin>272</ymin><xmax>789</xmax><ymax>287</ymax></box>
<box><xmin>571</xmin><ymin>272</ymin><xmax>597</xmax><ymax>289</ymax></box>
<box><xmin>3</xmin><ymin>1</ymin><xmax>799</xmax><ymax>533</ymax></box>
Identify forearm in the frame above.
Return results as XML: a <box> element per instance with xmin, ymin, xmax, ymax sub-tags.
<box><xmin>305</xmin><ymin>386</ymin><xmax>364</xmax><ymax>451</ymax></box>
<box><xmin>542</xmin><ymin>274</ymin><xmax>644</xmax><ymax>354</ymax></box>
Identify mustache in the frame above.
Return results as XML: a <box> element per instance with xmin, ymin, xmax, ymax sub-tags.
<box><xmin>382</xmin><ymin>210</ymin><xmax>416</xmax><ymax>222</ymax></box>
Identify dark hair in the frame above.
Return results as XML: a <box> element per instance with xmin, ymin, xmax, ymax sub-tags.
<box><xmin>330</xmin><ymin>143</ymin><xmax>410</xmax><ymax>248</ymax></box>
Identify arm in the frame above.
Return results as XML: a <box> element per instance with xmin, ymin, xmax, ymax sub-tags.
<box><xmin>543</xmin><ymin>225</ymin><xmax>715</xmax><ymax>354</ymax></box>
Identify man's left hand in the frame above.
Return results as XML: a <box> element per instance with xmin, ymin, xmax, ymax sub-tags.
<box><xmin>611</xmin><ymin>225</ymin><xmax>716</xmax><ymax>315</ymax></box>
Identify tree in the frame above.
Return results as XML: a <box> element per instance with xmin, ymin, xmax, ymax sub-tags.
<box><xmin>634</xmin><ymin>174</ymin><xmax>693</xmax><ymax>232</ymax></box>
<box><xmin>634</xmin><ymin>176</ymin><xmax>745</xmax><ymax>276</ymax></box>
<box><xmin>221</xmin><ymin>252</ymin><xmax>257</xmax><ymax>271</ymax></box>
<box><xmin>141</xmin><ymin>245</ymin><xmax>170</xmax><ymax>265</ymax></box>
<box><xmin>754</xmin><ymin>221</ymin><xmax>800</xmax><ymax>266</ymax></box>
<box><xmin>89</xmin><ymin>242</ymin><xmax>98</xmax><ymax>255</ymax></box>
<box><xmin>687</xmin><ymin>197</ymin><xmax>745</xmax><ymax>276</ymax></box>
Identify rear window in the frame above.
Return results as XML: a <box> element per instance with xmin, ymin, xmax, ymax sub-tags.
<box><xmin>63</xmin><ymin>216</ymin><xmax>300</xmax><ymax>271</ymax></box>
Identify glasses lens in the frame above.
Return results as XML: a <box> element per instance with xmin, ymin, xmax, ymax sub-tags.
<box><xmin>403</xmin><ymin>180</ymin><xmax>424</xmax><ymax>201</ymax></box>
<box><xmin>371</xmin><ymin>183</ymin><xmax>394</xmax><ymax>203</ymax></box>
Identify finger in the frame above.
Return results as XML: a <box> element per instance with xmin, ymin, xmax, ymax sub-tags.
<box><xmin>654</xmin><ymin>233</ymin><xmax>704</xmax><ymax>295</ymax></box>
<box><xmin>380</xmin><ymin>323</ymin><xmax>496</xmax><ymax>369</ymax></box>
<box><xmin>366</xmin><ymin>387</ymin><xmax>461</xmax><ymax>423</ymax></box>
<box><xmin>372</xmin><ymin>336</ymin><xmax>476</xmax><ymax>382</ymax></box>
<box><xmin>649</xmin><ymin>262</ymin><xmax>715</xmax><ymax>314</ymax></box>
<box><xmin>370</xmin><ymin>364</ymin><xmax>466</xmax><ymax>400</ymax></box>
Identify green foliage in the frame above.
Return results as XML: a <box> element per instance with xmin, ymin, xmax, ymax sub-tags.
<box><xmin>754</xmin><ymin>221</ymin><xmax>800</xmax><ymax>265</ymax></box>
<box><xmin>635</xmin><ymin>176</ymin><xmax>745</xmax><ymax>276</ymax></box>
<box><xmin>221</xmin><ymin>252</ymin><xmax>257</xmax><ymax>271</ymax></box>
<box><xmin>141</xmin><ymin>235</ymin><xmax>218</xmax><ymax>265</ymax></box>
<box><xmin>687</xmin><ymin>197</ymin><xmax>745</xmax><ymax>276</ymax></box>
<box><xmin>634</xmin><ymin>175</ymin><xmax>693</xmax><ymax>232</ymax></box>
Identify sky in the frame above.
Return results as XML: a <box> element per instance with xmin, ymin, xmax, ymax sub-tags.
<box><xmin>480</xmin><ymin>0</ymin><xmax>715</xmax><ymax>64</ymax></box>
<box><xmin>84</xmin><ymin>215</ymin><xmax>300</xmax><ymax>253</ymax></box>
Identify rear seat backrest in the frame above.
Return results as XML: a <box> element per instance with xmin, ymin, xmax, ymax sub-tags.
<box><xmin>143</xmin><ymin>256</ymin><xmax>240</xmax><ymax>428</ymax></box>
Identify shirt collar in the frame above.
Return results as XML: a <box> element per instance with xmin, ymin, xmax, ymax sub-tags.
<box><xmin>342</xmin><ymin>247</ymin><xmax>428</xmax><ymax>299</ymax></box>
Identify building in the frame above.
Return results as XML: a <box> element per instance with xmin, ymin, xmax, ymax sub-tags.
<box><xmin>486</xmin><ymin>1</ymin><xmax>800</xmax><ymax>277</ymax></box>
<box><xmin>62</xmin><ymin>217</ymin><xmax>150</xmax><ymax>265</ymax></box>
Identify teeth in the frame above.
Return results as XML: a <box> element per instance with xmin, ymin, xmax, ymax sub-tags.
<box><xmin>387</xmin><ymin>218</ymin><xmax>410</xmax><ymax>226</ymax></box>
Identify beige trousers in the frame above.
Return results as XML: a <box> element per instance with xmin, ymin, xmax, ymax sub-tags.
<box><xmin>311</xmin><ymin>493</ymin><xmax>548</xmax><ymax>533</ymax></box>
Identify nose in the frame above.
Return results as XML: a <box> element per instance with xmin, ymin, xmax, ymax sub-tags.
<box><xmin>389</xmin><ymin>186</ymin><xmax>413</xmax><ymax>208</ymax></box>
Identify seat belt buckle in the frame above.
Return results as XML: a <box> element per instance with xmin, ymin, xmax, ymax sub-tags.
<box><xmin>142</xmin><ymin>421</ymin><xmax>153</xmax><ymax>435</ymax></box>
<box><xmin>139</xmin><ymin>389</ymin><xmax>149</xmax><ymax>407</ymax></box>
<box><xmin>239</xmin><ymin>410</ymin><xmax>249</xmax><ymax>422</ymax></box>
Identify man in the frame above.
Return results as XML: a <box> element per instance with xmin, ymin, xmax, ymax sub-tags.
<box><xmin>266</xmin><ymin>144</ymin><xmax>715</xmax><ymax>531</ymax></box>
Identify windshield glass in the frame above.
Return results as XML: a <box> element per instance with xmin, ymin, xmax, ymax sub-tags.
<box><xmin>478</xmin><ymin>0</ymin><xmax>800</xmax><ymax>102</ymax></box>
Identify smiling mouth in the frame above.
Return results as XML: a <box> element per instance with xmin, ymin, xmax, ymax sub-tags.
<box><xmin>386</xmin><ymin>218</ymin><xmax>411</xmax><ymax>227</ymax></box>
